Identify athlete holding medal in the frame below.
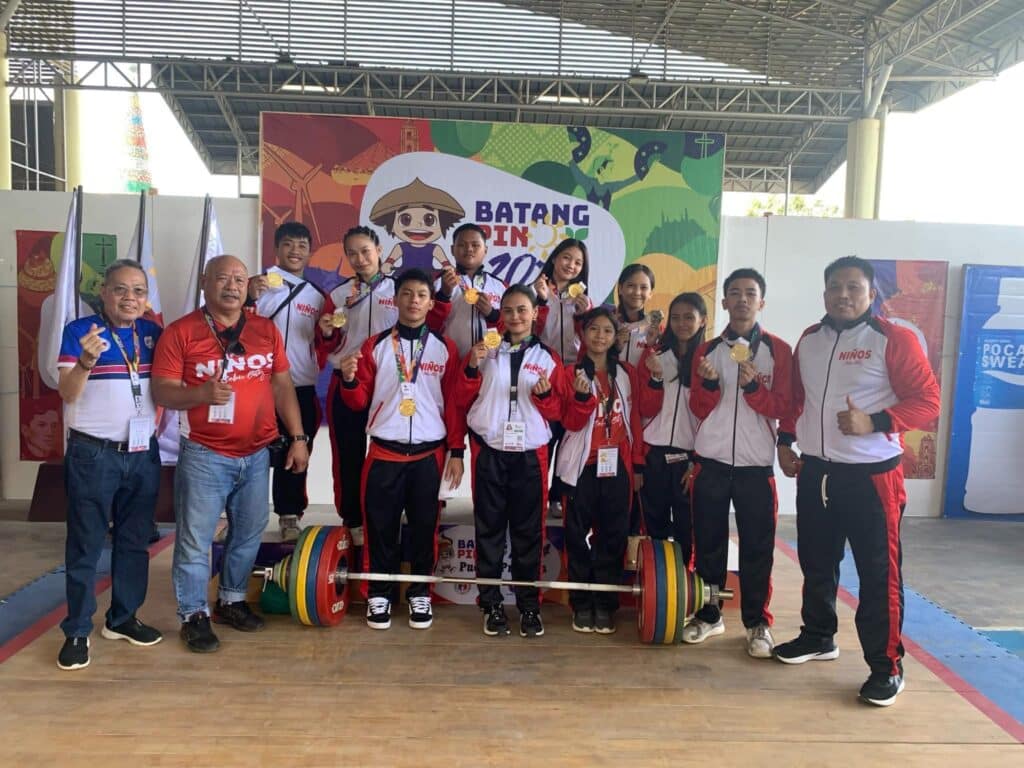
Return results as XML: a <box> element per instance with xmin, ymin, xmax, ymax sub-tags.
<box><xmin>338</xmin><ymin>269</ymin><xmax>464</xmax><ymax>632</ymax></box>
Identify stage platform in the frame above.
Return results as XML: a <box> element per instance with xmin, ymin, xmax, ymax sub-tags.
<box><xmin>0</xmin><ymin>513</ymin><xmax>1022</xmax><ymax>766</ymax></box>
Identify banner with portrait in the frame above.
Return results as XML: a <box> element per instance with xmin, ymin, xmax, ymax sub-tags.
<box><xmin>868</xmin><ymin>259</ymin><xmax>948</xmax><ymax>480</ymax></box>
<box><xmin>16</xmin><ymin>230</ymin><xmax>119</xmax><ymax>461</ymax></box>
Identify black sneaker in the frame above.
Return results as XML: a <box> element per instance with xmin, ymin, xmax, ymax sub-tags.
<box><xmin>774</xmin><ymin>633</ymin><xmax>839</xmax><ymax>664</ymax></box>
<box><xmin>483</xmin><ymin>604</ymin><xmax>511</xmax><ymax>637</ymax></box>
<box><xmin>408</xmin><ymin>595</ymin><xmax>433</xmax><ymax>630</ymax></box>
<box><xmin>212</xmin><ymin>599</ymin><xmax>266</xmax><ymax>632</ymax></box>
<box><xmin>366</xmin><ymin>597</ymin><xmax>392</xmax><ymax>630</ymax></box>
<box><xmin>520</xmin><ymin>610</ymin><xmax>544</xmax><ymax>638</ymax></box>
<box><xmin>594</xmin><ymin>607</ymin><xmax>617</xmax><ymax>635</ymax></box>
<box><xmin>101</xmin><ymin>616</ymin><xmax>163</xmax><ymax>646</ymax></box>
<box><xmin>57</xmin><ymin>637</ymin><xmax>90</xmax><ymax>670</ymax></box>
<box><xmin>572</xmin><ymin>607</ymin><xmax>595</xmax><ymax>633</ymax></box>
<box><xmin>180</xmin><ymin>613</ymin><xmax>220</xmax><ymax>653</ymax></box>
<box><xmin>859</xmin><ymin>671</ymin><xmax>905</xmax><ymax>707</ymax></box>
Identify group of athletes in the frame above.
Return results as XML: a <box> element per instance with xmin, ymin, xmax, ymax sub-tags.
<box><xmin>56</xmin><ymin>216</ymin><xmax>938</xmax><ymax>707</ymax></box>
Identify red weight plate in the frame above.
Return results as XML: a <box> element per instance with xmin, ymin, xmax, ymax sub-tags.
<box><xmin>316</xmin><ymin>526</ymin><xmax>353</xmax><ymax>628</ymax></box>
<box><xmin>636</xmin><ymin>538</ymin><xmax>658</xmax><ymax>643</ymax></box>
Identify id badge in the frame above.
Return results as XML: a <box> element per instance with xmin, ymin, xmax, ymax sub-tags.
<box><xmin>502</xmin><ymin>421</ymin><xmax>526</xmax><ymax>452</ymax></box>
<box><xmin>597</xmin><ymin>446</ymin><xmax>619</xmax><ymax>478</ymax></box>
<box><xmin>128</xmin><ymin>416</ymin><xmax>153</xmax><ymax>453</ymax></box>
<box><xmin>208</xmin><ymin>392</ymin><xmax>236</xmax><ymax>424</ymax></box>
<box><xmin>400</xmin><ymin>382</ymin><xmax>416</xmax><ymax>401</ymax></box>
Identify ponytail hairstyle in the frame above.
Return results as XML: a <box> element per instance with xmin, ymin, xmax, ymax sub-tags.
<box><xmin>540</xmin><ymin>238</ymin><xmax>590</xmax><ymax>292</ymax></box>
<box><xmin>342</xmin><ymin>225</ymin><xmax>380</xmax><ymax>249</ymax></box>
<box><xmin>578</xmin><ymin>306</ymin><xmax>622</xmax><ymax>383</ymax></box>
<box><xmin>615</xmin><ymin>263</ymin><xmax>656</xmax><ymax>320</ymax></box>
<box><xmin>659</xmin><ymin>292</ymin><xmax>708</xmax><ymax>386</ymax></box>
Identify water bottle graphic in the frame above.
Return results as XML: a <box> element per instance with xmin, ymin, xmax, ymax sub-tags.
<box><xmin>964</xmin><ymin>277</ymin><xmax>1024</xmax><ymax>514</ymax></box>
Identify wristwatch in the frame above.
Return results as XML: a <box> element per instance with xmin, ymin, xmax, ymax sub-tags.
<box><xmin>290</xmin><ymin>434</ymin><xmax>310</xmax><ymax>443</ymax></box>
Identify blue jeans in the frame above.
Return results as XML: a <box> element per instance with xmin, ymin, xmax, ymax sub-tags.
<box><xmin>62</xmin><ymin>433</ymin><xmax>160</xmax><ymax>638</ymax></box>
<box><xmin>172</xmin><ymin>437</ymin><xmax>269</xmax><ymax>621</ymax></box>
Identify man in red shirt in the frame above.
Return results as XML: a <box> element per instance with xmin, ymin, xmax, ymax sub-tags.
<box><xmin>153</xmin><ymin>255</ymin><xmax>309</xmax><ymax>653</ymax></box>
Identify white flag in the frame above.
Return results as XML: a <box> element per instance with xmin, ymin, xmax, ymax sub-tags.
<box><xmin>181</xmin><ymin>195</ymin><xmax>225</xmax><ymax>318</ymax></box>
<box><xmin>127</xmin><ymin>192</ymin><xmax>180</xmax><ymax>463</ymax></box>
<box><xmin>38</xmin><ymin>189</ymin><xmax>87</xmax><ymax>391</ymax></box>
<box><xmin>126</xmin><ymin>192</ymin><xmax>163</xmax><ymax>323</ymax></box>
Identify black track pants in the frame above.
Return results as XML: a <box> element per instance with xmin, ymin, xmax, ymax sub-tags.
<box><xmin>796</xmin><ymin>455</ymin><xmax>906</xmax><ymax>676</ymax></box>
<box><xmin>691</xmin><ymin>458</ymin><xmax>777</xmax><ymax>628</ymax></box>
<box><xmin>471</xmin><ymin>440</ymin><xmax>549</xmax><ymax>612</ymax></box>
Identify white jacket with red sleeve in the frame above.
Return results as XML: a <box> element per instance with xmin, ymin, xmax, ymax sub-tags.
<box><xmin>779</xmin><ymin>313</ymin><xmax>940</xmax><ymax>464</ymax></box>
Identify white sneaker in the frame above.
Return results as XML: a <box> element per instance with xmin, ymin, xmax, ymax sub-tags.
<box><xmin>279</xmin><ymin>515</ymin><xmax>301</xmax><ymax>543</ymax></box>
<box><xmin>746</xmin><ymin>623</ymin><xmax>774</xmax><ymax>658</ymax></box>
<box><xmin>408</xmin><ymin>596</ymin><xmax>433</xmax><ymax>630</ymax></box>
<box><xmin>681</xmin><ymin>617</ymin><xmax>725</xmax><ymax>644</ymax></box>
<box><xmin>350</xmin><ymin>526</ymin><xmax>364</xmax><ymax>547</ymax></box>
<box><xmin>366</xmin><ymin>597</ymin><xmax>391</xmax><ymax>630</ymax></box>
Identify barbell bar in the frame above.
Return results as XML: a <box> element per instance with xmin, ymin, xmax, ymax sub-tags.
<box><xmin>256</xmin><ymin>525</ymin><xmax>734</xmax><ymax>645</ymax></box>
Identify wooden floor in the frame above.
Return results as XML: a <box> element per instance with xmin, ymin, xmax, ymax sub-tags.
<box><xmin>1</xmin><ymin>538</ymin><xmax>1020</xmax><ymax>768</ymax></box>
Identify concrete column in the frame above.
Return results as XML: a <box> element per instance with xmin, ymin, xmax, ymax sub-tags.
<box><xmin>844</xmin><ymin>118</ymin><xmax>880</xmax><ymax>219</ymax></box>
<box><xmin>63</xmin><ymin>86</ymin><xmax>85</xmax><ymax>189</ymax></box>
<box><xmin>52</xmin><ymin>85</ymin><xmax>66</xmax><ymax>189</ymax></box>
<box><xmin>0</xmin><ymin>31</ymin><xmax>11</xmax><ymax>190</ymax></box>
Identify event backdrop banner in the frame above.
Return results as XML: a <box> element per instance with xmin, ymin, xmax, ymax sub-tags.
<box><xmin>260</xmin><ymin>114</ymin><xmax>724</xmax><ymax>321</ymax></box>
<box><xmin>945</xmin><ymin>264</ymin><xmax>1024</xmax><ymax>518</ymax></box>
<box><xmin>868</xmin><ymin>259</ymin><xmax>947</xmax><ymax>480</ymax></box>
<box><xmin>16</xmin><ymin>230</ymin><xmax>118</xmax><ymax>461</ymax></box>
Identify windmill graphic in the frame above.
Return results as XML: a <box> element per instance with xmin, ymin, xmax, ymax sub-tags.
<box><xmin>263</xmin><ymin>143</ymin><xmax>324</xmax><ymax>243</ymax></box>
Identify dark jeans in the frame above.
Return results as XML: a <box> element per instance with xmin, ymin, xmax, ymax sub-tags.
<box><xmin>62</xmin><ymin>432</ymin><xmax>160</xmax><ymax>638</ymax></box>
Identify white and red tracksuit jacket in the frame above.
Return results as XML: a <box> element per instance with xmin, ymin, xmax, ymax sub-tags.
<box><xmin>555</xmin><ymin>360</ymin><xmax>663</xmax><ymax>487</ymax></box>
<box><xmin>641</xmin><ymin>347</ymin><xmax>699</xmax><ymax>451</ymax></box>
<box><xmin>456</xmin><ymin>337</ymin><xmax>564</xmax><ymax>452</ymax></box>
<box><xmin>321</xmin><ymin>274</ymin><xmax>399</xmax><ymax>365</ymax></box>
<box><xmin>339</xmin><ymin>323</ymin><xmax>465</xmax><ymax>455</ymax></box>
<box><xmin>536</xmin><ymin>292</ymin><xmax>593</xmax><ymax>365</ymax></box>
<box><xmin>779</xmin><ymin>313</ymin><xmax>940</xmax><ymax>463</ymax></box>
<box><xmin>691</xmin><ymin>325</ymin><xmax>793</xmax><ymax>467</ymax></box>
<box><xmin>428</xmin><ymin>268</ymin><xmax>506</xmax><ymax>358</ymax></box>
<box><xmin>253</xmin><ymin>267</ymin><xmax>329</xmax><ymax>387</ymax></box>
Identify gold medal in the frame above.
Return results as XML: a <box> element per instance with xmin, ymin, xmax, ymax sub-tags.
<box><xmin>567</xmin><ymin>282</ymin><xmax>586</xmax><ymax>299</ymax></box>
<box><xmin>399</xmin><ymin>398</ymin><xmax>417</xmax><ymax>417</ymax></box>
<box><xmin>483</xmin><ymin>329</ymin><xmax>502</xmax><ymax>349</ymax></box>
<box><xmin>730</xmin><ymin>343</ymin><xmax>751</xmax><ymax>363</ymax></box>
<box><xmin>648</xmin><ymin>309</ymin><xmax>664</xmax><ymax>327</ymax></box>
<box><xmin>266</xmin><ymin>272</ymin><xmax>284</xmax><ymax>289</ymax></box>
<box><xmin>330</xmin><ymin>310</ymin><xmax>348</xmax><ymax>328</ymax></box>
<box><xmin>464</xmin><ymin>287</ymin><xmax>480</xmax><ymax>304</ymax></box>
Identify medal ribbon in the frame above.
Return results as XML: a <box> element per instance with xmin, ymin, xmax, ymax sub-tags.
<box><xmin>346</xmin><ymin>272</ymin><xmax>384</xmax><ymax>309</ymax></box>
<box><xmin>391</xmin><ymin>325</ymin><xmax>429</xmax><ymax>386</ymax></box>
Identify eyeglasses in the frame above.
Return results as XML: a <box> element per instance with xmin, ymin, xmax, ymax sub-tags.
<box><xmin>109</xmin><ymin>285</ymin><xmax>149</xmax><ymax>299</ymax></box>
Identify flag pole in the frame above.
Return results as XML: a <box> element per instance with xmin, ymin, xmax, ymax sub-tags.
<box><xmin>135</xmin><ymin>190</ymin><xmax>146</xmax><ymax>262</ymax></box>
<box><xmin>73</xmin><ymin>186</ymin><xmax>84</xmax><ymax>320</ymax></box>
<box><xmin>193</xmin><ymin>194</ymin><xmax>211</xmax><ymax>311</ymax></box>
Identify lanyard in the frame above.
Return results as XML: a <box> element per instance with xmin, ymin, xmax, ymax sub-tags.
<box><xmin>593</xmin><ymin>371</ymin><xmax>618</xmax><ymax>441</ymax></box>
<box><xmin>391</xmin><ymin>325</ymin><xmax>429</xmax><ymax>385</ymax></box>
<box><xmin>505</xmin><ymin>335</ymin><xmax>532</xmax><ymax>419</ymax></box>
<box><xmin>347</xmin><ymin>272</ymin><xmax>383</xmax><ymax>309</ymax></box>
<box><xmin>104</xmin><ymin>319</ymin><xmax>144</xmax><ymax>414</ymax></box>
<box><xmin>202</xmin><ymin>308</ymin><xmax>246</xmax><ymax>380</ymax></box>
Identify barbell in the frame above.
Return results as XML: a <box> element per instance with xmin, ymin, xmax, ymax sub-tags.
<box><xmin>258</xmin><ymin>525</ymin><xmax>733</xmax><ymax>645</ymax></box>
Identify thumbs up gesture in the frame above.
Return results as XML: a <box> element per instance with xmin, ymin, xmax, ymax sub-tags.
<box><xmin>837</xmin><ymin>395</ymin><xmax>873</xmax><ymax>436</ymax></box>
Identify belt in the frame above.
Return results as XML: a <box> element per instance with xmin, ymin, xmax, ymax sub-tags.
<box><xmin>68</xmin><ymin>428</ymin><xmax>131</xmax><ymax>453</ymax></box>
